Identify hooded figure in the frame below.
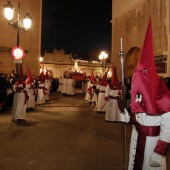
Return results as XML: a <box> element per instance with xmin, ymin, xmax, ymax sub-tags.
<box><xmin>90</xmin><ymin>70</ymin><xmax>97</xmax><ymax>85</ymax></box>
<box><xmin>105</xmin><ymin>64</ymin><xmax>122</xmax><ymax>121</ymax></box>
<box><xmin>123</xmin><ymin>18</ymin><xmax>170</xmax><ymax>170</ymax></box>
<box><xmin>37</xmin><ymin>69</ymin><xmax>47</xmax><ymax>105</ymax></box>
<box><xmin>45</xmin><ymin>68</ymin><xmax>51</xmax><ymax>101</ymax></box>
<box><xmin>25</xmin><ymin>66</ymin><xmax>36</xmax><ymax>111</ymax></box>
<box><xmin>25</xmin><ymin>66</ymin><xmax>33</xmax><ymax>85</ymax></box>
<box><xmin>89</xmin><ymin>70</ymin><xmax>98</xmax><ymax>107</ymax></box>
<box><xmin>96</xmin><ymin>69</ymin><xmax>109</xmax><ymax>112</ymax></box>
<box><xmin>12</xmin><ymin>64</ymin><xmax>29</xmax><ymax>121</ymax></box>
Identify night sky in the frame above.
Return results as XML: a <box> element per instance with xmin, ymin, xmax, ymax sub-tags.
<box><xmin>41</xmin><ymin>0</ymin><xmax>112</xmax><ymax>59</ymax></box>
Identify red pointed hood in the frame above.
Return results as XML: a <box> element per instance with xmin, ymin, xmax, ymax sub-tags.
<box><xmin>109</xmin><ymin>64</ymin><xmax>121</xmax><ymax>90</ymax></box>
<box><xmin>39</xmin><ymin>70</ymin><xmax>45</xmax><ymax>83</ymax></box>
<box><xmin>131</xmin><ymin>18</ymin><xmax>170</xmax><ymax>115</ymax></box>
<box><xmin>100</xmin><ymin>69</ymin><xmax>109</xmax><ymax>86</ymax></box>
<box><xmin>25</xmin><ymin>66</ymin><xmax>33</xmax><ymax>84</ymax></box>
<box><xmin>90</xmin><ymin>70</ymin><xmax>97</xmax><ymax>84</ymax></box>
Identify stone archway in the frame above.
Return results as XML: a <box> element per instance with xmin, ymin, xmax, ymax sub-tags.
<box><xmin>125</xmin><ymin>47</ymin><xmax>141</xmax><ymax>77</ymax></box>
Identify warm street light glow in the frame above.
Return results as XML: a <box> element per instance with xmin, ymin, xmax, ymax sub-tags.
<box><xmin>23</xmin><ymin>13</ymin><xmax>32</xmax><ymax>29</ymax></box>
<box><xmin>99</xmin><ymin>51</ymin><xmax>108</xmax><ymax>74</ymax></box>
<box><xmin>3</xmin><ymin>1</ymin><xmax>14</xmax><ymax>21</ymax></box>
<box><xmin>99</xmin><ymin>51</ymin><xmax>108</xmax><ymax>60</ymax></box>
<box><xmin>39</xmin><ymin>57</ymin><xmax>43</xmax><ymax>62</ymax></box>
<box><xmin>4</xmin><ymin>1</ymin><xmax>32</xmax><ymax>32</ymax></box>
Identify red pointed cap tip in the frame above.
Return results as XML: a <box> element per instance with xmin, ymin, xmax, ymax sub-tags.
<box><xmin>39</xmin><ymin>71</ymin><xmax>45</xmax><ymax>82</ymax></box>
<box><xmin>102</xmin><ymin>69</ymin><xmax>108</xmax><ymax>79</ymax></box>
<box><xmin>110</xmin><ymin>64</ymin><xmax>121</xmax><ymax>89</ymax></box>
<box><xmin>90</xmin><ymin>70</ymin><xmax>97</xmax><ymax>84</ymax></box>
<box><xmin>25</xmin><ymin>66</ymin><xmax>33</xmax><ymax>84</ymax></box>
<box><xmin>136</xmin><ymin>18</ymin><xmax>156</xmax><ymax>71</ymax></box>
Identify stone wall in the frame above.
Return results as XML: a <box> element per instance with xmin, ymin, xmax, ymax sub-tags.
<box><xmin>0</xmin><ymin>0</ymin><xmax>42</xmax><ymax>76</ymax></box>
<box><xmin>112</xmin><ymin>0</ymin><xmax>169</xmax><ymax>77</ymax></box>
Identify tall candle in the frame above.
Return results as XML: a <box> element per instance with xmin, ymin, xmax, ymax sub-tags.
<box><xmin>120</xmin><ymin>38</ymin><xmax>123</xmax><ymax>51</ymax></box>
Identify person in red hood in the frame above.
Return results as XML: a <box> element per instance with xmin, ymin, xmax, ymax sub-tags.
<box><xmin>105</xmin><ymin>64</ymin><xmax>122</xmax><ymax>121</ymax></box>
<box><xmin>87</xmin><ymin>70</ymin><xmax>98</xmax><ymax>107</ymax></box>
<box><xmin>37</xmin><ymin>69</ymin><xmax>47</xmax><ymax>105</ymax></box>
<box><xmin>122</xmin><ymin>18</ymin><xmax>170</xmax><ymax>170</ymax></box>
<box><xmin>25</xmin><ymin>66</ymin><xmax>36</xmax><ymax>111</ymax></box>
<box><xmin>44</xmin><ymin>68</ymin><xmax>51</xmax><ymax>101</ymax></box>
<box><xmin>96</xmin><ymin>69</ymin><xmax>109</xmax><ymax>113</ymax></box>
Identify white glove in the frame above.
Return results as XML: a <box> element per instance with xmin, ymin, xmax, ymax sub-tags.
<box><xmin>19</xmin><ymin>84</ymin><xmax>23</xmax><ymax>88</ymax></box>
<box><xmin>149</xmin><ymin>152</ymin><xmax>162</xmax><ymax>167</ymax></box>
<box><xmin>120</xmin><ymin>108</ymin><xmax>130</xmax><ymax>123</ymax></box>
<box><xmin>120</xmin><ymin>113</ymin><xmax>126</xmax><ymax>122</ymax></box>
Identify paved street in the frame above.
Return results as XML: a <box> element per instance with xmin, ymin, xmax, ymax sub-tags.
<box><xmin>0</xmin><ymin>90</ymin><xmax>170</xmax><ymax>170</ymax></box>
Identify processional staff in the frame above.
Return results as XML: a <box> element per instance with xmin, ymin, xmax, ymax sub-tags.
<box><xmin>119</xmin><ymin>38</ymin><xmax>127</xmax><ymax>170</ymax></box>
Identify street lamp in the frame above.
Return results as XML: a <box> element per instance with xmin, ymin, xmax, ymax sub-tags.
<box><xmin>3</xmin><ymin>0</ymin><xmax>32</xmax><ymax>75</ymax></box>
<box><xmin>99</xmin><ymin>51</ymin><xmax>108</xmax><ymax>75</ymax></box>
<box><xmin>39</xmin><ymin>56</ymin><xmax>43</xmax><ymax>62</ymax></box>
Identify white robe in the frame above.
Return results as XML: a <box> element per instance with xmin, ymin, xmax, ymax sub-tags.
<box><xmin>66</xmin><ymin>78</ymin><xmax>75</xmax><ymax>95</ymax></box>
<box><xmin>12</xmin><ymin>85</ymin><xmax>28</xmax><ymax>121</ymax></box>
<box><xmin>97</xmin><ymin>85</ymin><xmax>107</xmax><ymax>112</ymax></box>
<box><xmin>61</xmin><ymin>78</ymin><xmax>68</xmax><ymax>94</ymax></box>
<box><xmin>45</xmin><ymin>80</ymin><xmax>51</xmax><ymax>100</ymax></box>
<box><xmin>128</xmin><ymin>112</ymin><xmax>170</xmax><ymax>170</ymax></box>
<box><xmin>27</xmin><ymin>88</ymin><xmax>35</xmax><ymax>109</ymax></box>
<box><xmin>85</xmin><ymin>81</ymin><xmax>91</xmax><ymax>102</ymax></box>
<box><xmin>105</xmin><ymin>85</ymin><xmax>122</xmax><ymax>121</ymax></box>
<box><xmin>37</xmin><ymin>82</ymin><xmax>46</xmax><ymax>104</ymax></box>
<box><xmin>25</xmin><ymin>84</ymin><xmax>35</xmax><ymax>109</ymax></box>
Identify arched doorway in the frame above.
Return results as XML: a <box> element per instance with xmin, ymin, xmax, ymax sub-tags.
<box><xmin>125</xmin><ymin>47</ymin><xmax>141</xmax><ymax>77</ymax></box>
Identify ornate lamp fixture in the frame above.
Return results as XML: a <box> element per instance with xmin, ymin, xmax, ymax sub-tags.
<box><xmin>4</xmin><ymin>0</ymin><xmax>32</xmax><ymax>32</ymax></box>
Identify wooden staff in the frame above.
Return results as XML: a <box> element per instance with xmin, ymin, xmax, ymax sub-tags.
<box><xmin>119</xmin><ymin>38</ymin><xmax>127</xmax><ymax>170</ymax></box>
<box><xmin>100</xmin><ymin>102</ymin><xmax>107</xmax><ymax>110</ymax></box>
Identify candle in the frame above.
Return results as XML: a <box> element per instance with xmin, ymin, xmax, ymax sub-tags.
<box><xmin>120</xmin><ymin>38</ymin><xmax>123</xmax><ymax>51</ymax></box>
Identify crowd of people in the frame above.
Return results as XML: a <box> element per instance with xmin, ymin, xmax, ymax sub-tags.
<box><xmin>84</xmin><ymin>67</ymin><xmax>132</xmax><ymax>123</ymax></box>
<box><xmin>0</xmin><ymin>68</ymin><xmax>55</xmax><ymax>113</ymax></box>
<box><xmin>0</xmin><ymin>68</ymin><xmax>84</xmax><ymax>115</ymax></box>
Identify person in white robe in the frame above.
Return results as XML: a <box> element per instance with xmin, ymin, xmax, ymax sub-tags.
<box><xmin>27</xmin><ymin>83</ymin><xmax>36</xmax><ymax>110</ymax></box>
<box><xmin>66</xmin><ymin>77</ymin><xmax>75</xmax><ymax>96</ymax></box>
<box><xmin>57</xmin><ymin>76</ymin><xmax>63</xmax><ymax>92</ymax></box>
<box><xmin>96</xmin><ymin>70</ymin><xmax>109</xmax><ymax>113</ymax></box>
<box><xmin>25</xmin><ymin>66</ymin><xmax>36</xmax><ymax>111</ymax></box>
<box><xmin>85</xmin><ymin>77</ymin><xmax>91</xmax><ymax>102</ymax></box>
<box><xmin>121</xmin><ymin>18</ymin><xmax>170</xmax><ymax>170</ymax></box>
<box><xmin>45</xmin><ymin>69</ymin><xmax>51</xmax><ymax>101</ymax></box>
<box><xmin>37</xmin><ymin>71</ymin><xmax>46</xmax><ymax>105</ymax></box>
<box><xmin>12</xmin><ymin>64</ymin><xmax>29</xmax><ymax>122</ymax></box>
<box><xmin>61</xmin><ymin>77</ymin><xmax>68</xmax><ymax>95</ymax></box>
<box><xmin>45</xmin><ymin>79</ymin><xmax>51</xmax><ymax>101</ymax></box>
<box><xmin>88</xmin><ymin>71</ymin><xmax>98</xmax><ymax>107</ymax></box>
<box><xmin>105</xmin><ymin>65</ymin><xmax>122</xmax><ymax>121</ymax></box>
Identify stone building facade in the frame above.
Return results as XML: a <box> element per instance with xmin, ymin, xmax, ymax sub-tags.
<box><xmin>112</xmin><ymin>0</ymin><xmax>169</xmax><ymax>78</ymax></box>
<box><xmin>41</xmin><ymin>49</ymin><xmax>111</xmax><ymax>78</ymax></box>
<box><xmin>0</xmin><ymin>0</ymin><xmax>42</xmax><ymax>75</ymax></box>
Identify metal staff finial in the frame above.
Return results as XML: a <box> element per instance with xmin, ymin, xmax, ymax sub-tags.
<box><xmin>119</xmin><ymin>38</ymin><xmax>127</xmax><ymax>170</ymax></box>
